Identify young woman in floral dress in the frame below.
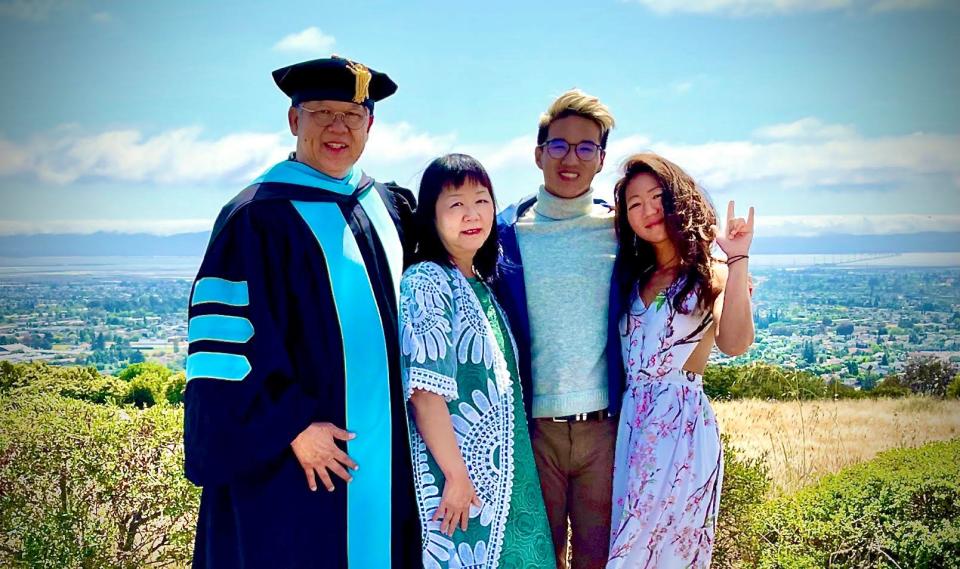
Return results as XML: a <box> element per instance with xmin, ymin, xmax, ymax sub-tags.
<box><xmin>399</xmin><ymin>154</ymin><xmax>555</xmax><ymax>569</ymax></box>
<box><xmin>607</xmin><ymin>153</ymin><xmax>755</xmax><ymax>569</ymax></box>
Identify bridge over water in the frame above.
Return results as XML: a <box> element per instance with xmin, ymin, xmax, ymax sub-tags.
<box><xmin>809</xmin><ymin>253</ymin><xmax>900</xmax><ymax>266</ymax></box>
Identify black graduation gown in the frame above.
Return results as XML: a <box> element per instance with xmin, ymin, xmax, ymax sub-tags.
<box><xmin>184</xmin><ymin>161</ymin><xmax>420</xmax><ymax>569</ymax></box>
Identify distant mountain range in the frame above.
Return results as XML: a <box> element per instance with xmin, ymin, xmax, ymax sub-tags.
<box><xmin>750</xmin><ymin>232</ymin><xmax>960</xmax><ymax>254</ymax></box>
<box><xmin>0</xmin><ymin>231</ymin><xmax>958</xmax><ymax>257</ymax></box>
<box><xmin>0</xmin><ymin>232</ymin><xmax>211</xmax><ymax>257</ymax></box>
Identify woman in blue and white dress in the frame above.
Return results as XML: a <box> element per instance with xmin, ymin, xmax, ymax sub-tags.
<box><xmin>400</xmin><ymin>154</ymin><xmax>555</xmax><ymax>569</ymax></box>
<box><xmin>607</xmin><ymin>153</ymin><xmax>755</xmax><ymax>569</ymax></box>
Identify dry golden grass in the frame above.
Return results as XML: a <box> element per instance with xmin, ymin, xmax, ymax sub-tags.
<box><xmin>714</xmin><ymin>397</ymin><xmax>960</xmax><ymax>495</ymax></box>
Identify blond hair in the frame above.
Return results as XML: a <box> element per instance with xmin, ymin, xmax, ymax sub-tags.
<box><xmin>537</xmin><ymin>88</ymin><xmax>615</xmax><ymax>148</ymax></box>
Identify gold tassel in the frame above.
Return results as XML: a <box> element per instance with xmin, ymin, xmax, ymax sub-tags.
<box><xmin>346</xmin><ymin>61</ymin><xmax>372</xmax><ymax>104</ymax></box>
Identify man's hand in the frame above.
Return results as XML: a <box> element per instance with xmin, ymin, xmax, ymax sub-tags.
<box><xmin>290</xmin><ymin>422</ymin><xmax>358</xmax><ymax>492</ymax></box>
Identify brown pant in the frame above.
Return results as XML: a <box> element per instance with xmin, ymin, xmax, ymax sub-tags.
<box><xmin>532</xmin><ymin>416</ymin><xmax>617</xmax><ymax>569</ymax></box>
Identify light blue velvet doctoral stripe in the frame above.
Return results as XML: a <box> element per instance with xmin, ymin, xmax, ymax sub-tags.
<box><xmin>291</xmin><ymin>200</ymin><xmax>392</xmax><ymax>569</ymax></box>
<box><xmin>185</xmin><ymin>352</ymin><xmax>251</xmax><ymax>382</ymax></box>
<box><xmin>191</xmin><ymin>278</ymin><xmax>249</xmax><ymax>307</ymax></box>
<box><xmin>252</xmin><ymin>160</ymin><xmax>361</xmax><ymax>196</ymax></box>
<box><xmin>187</xmin><ymin>315</ymin><xmax>254</xmax><ymax>344</ymax></box>
<box><xmin>357</xmin><ymin>186</ymin><xmax>403</xmax><ymax>300</ymax></box>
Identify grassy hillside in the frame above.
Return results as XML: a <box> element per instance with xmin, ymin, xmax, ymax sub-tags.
<box><xmin>716</xmin><ymin>397</ymin><xmax>960</xmax><ymax>494</ymax></box>
<box><xmin>1</xmin><ymin>361</ymin><xmax>958</xmax><ymax>567</ymax></box>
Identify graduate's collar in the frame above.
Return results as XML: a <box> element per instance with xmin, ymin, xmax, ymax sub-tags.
<box><xmin>253</xmin><ymin>157</ymin><xmax>366</xmax><ymax>197</ymax></box>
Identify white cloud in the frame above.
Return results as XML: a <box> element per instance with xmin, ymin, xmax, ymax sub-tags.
<box><xmin>0</xmin><ymin>121</ymin><xmax>456</xmax><ymax>187</ymax></box>
<box><xmin>273</xmin><ymin>27</ymin><xmax>336</xmax><ymax>54</ymax></box>
<box><xmin>4</xmin><ymin>119</ymin><xmax>958</xmax><ymax>197</ymax></box>
<box><xmin>625</xmin><ymin>0</ymin><xmax>944</xmax><ymax>16</ymax></box>
<box><xmin>753</xmin><ymin>117</ymin><xmax>858</xmax><ymax>141</ymax></box>
<box><xmin>870</xmin><ymin>0</ymin><xmax>941</xmax><ymax>11</ymax></box>
<box><xmin>356</xmin><ymin>122</ymin><xmax>458</xmax><ymax>186</ymax></box>
<box><xmin>2</xmin><ymin>126</ymin><xmax>291</xmax><ymax>186</ymax></box>
<box><xmin>0</xmin><ymin>1</ymin><xmax>118</xmax><ymax>22</ymax></box>
<box><xmin>581</xmin><ymin>120</ymin><xmax>959</xmax><ymax>230</ymax></box>
<box><xmin>0</xmin><ymin>138</ymin><xmax>29</xmax><ymax>176</ymax></box>
<box><xmin>464</xmin><ymin>135</ymin><xmax>537</xmax><ymax>171</ymax></box>
<box><xmin>0</xmin><ymin>219</ymin><xmax>211</xmax><ymax>236</ymax></box>
<box><xmin>364</xmin><ymin>122</ymin><xmax>455</xmax><ymax>164</ymax></box>
<box><xmin>0</xmin><ymin>0</ymin><xmax>73</xmax><ymax>21</ymax></box>
<box><xmin>619</xmin><ymin>126</ymin><xmax>960</xmax><ymax>194</ymax></box>
<box><xmin>635</xmin><ymin>76</ymin><xmax>704</xmax><ymax>99</ymax></box>
<box><xmin>3</xmin><ymin>116</ymin><xmax>959</xmax><ymax>237</ymax></box>
<box><xmin>590</xmin><ymin>134</ymin><xmax>656</xmax><ymax>192</ymax></box>
<box><xmin>672</xmin><ymin>80</ymin><xmax>694</xmax><ymax>95</ymax></box>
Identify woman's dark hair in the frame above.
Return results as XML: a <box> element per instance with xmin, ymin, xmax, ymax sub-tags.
<box><xmin>613</xmin><ymin>152</ymin><xmax>719</xmax><ymax>313</ymax></box>
<box><xmin>408</xmin><ymin>153</ymin><xmax>500</xmax><ymax>283</ymax></box>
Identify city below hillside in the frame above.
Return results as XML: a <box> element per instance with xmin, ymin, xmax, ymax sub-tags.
<box><xmin>0</xmin><ymin>264</ymin><xmax>957</xmax><ymax>386</ymax></box>
<box><xmin>1</xmin><ymin>230</ymin><xmax>959</xmax><ymax>257</ymax></box>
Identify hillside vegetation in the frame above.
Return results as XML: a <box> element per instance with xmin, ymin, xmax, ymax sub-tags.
<box><xmin>1</xmin><ymin>360</ymin><xmax>958</xmax><ymax>567</ymax></box>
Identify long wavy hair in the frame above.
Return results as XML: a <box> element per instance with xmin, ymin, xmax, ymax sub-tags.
<box><xmin>613</xmin><ymin>152</ymin><xmax>719</xmax><ymax>313</ymax></box>
<box><xmin>407</xmin><ymin>153</ymin><xmax>500</xmax><ymax>284</ymax></box>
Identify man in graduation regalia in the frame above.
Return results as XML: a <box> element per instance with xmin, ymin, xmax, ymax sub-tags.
<box><xmin>184</xmin><ymin>56</ymin><xmax>421</xmax><ymax>569</ymax></box>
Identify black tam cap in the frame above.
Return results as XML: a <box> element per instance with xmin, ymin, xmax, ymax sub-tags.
<box><xmin>272</xmin><ymin>56</ymin><xmax>397</xmax><ymax>111</ymax></box>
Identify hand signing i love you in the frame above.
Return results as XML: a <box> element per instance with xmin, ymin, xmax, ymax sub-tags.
<box><xmin>712</xmin><ymin>200</ymin><xmax>755</xmax><ymax>258</ymax></box>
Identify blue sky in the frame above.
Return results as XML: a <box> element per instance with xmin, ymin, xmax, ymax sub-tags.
<box><xmin>1</xmin><ymin>0</ymin><xmax>958</xmax><ymax>238</ymax></box>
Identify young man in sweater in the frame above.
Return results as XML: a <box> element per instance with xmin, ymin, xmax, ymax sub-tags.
<box><xmin>495</xmin><ymin>89</ymin><xmax>622</xmax><ymax>569</ymax></box>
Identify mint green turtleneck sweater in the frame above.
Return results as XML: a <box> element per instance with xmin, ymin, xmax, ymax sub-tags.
<box><xmin>516</xmin><ymin>185</ymin><xmax>617</xmax><ymax>418</ymax></box>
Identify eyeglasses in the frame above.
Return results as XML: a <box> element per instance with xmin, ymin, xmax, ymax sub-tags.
<box><xmin>298</xmin><ymin>105</ymin><xmax>369</xmax><ymax>130</ymax></box>
<box><xmin>538</xmin><ymin>138</ymin><xmax>604</xmax><ymax>161</ymax></box>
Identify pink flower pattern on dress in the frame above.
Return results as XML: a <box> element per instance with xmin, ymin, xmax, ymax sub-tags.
<box><xmin>607</xmin><ymin>280</ymin><xmax>722</xmax><ymax>569</ymax></box>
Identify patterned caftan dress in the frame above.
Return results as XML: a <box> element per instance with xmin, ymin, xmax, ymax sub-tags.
<box><xmin>400</xmin><ymin>261</ymin><xmax>555</xmax><ymax>569</ymax></box>
<box><xmin>607</xmin><ymin>279</ymin><xmax>723</xmax><ymax>569</ymax></box>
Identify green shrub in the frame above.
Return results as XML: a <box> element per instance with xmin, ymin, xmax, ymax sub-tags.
<box><xmin>872</xmin><ymin>374</ymin><xmax>912</xmax><ymax>398</ymax></box>
<box><xmin>754</xmin><ymin>438</ymin><xmax>960</xmax><ymax>568</ymax></box>
<box><xmin>1</xmin><ymin>362</ymin><xmax>186</xmax><ymax>409</ymax></box>
<box><xmin>825</xmin><ymin>379</ymin><xmax>864</xmax><ymax>399</ymax></box>
<box><xmin>0</xmin><ymin>393</ymin><xmax>199</xmax><ymax>567</ymax></box>
<box><xmin>703</xmin><ymin>365</ymin><xmax>739</xmax><ymax>400</ymax></box>
<box><xmin>164</xmin><ymin>372</ymin><xmax>186</xmax><ymax>406</ymax></box>
<box><xmin>123</xmin><ymin>375</ymin><xmax>161</xmax><ymax>408</ymax></box>
<box><xmin>946</xmin><ymin>374</ymin><xmax>960</xmax><ymax>399</ymax></box>
<box><xmin>704</xmin><ymin>363</ymin><xmax>863</xmax><ymax>401</ymax></box>
<box><xmin>902</xmin><ymin>355</ymin><xmax>958</xmax><ymax>397</ymax></box>
<box><xmin>3</xmin><ymin>362</ymin><xmax>127</xmax><ymax>405</ymax></box>
<box><xmin>0</xmin><ymin>360</ymin><xmax>19</xmax><ymax>392</ymax></box>
<box><xmin>713</xmin><ymin>435</ymin><xmax>771</xmax><ymax>568</ymax></box>
<box><xmin>116</xmin><ymin>361</ymin><xmax>172</xmax><ymax>383</ymax></box>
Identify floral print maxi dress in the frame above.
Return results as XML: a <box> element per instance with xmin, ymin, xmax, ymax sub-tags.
<box><xmin>607</xmin><ymin>280</ymin><xmax>723</xmax><ymax>569</ymax></box>
<box><xmin>400</xmin><ymin>261</ymin><xmax>555</xmax><ymax>569</ymax></box>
